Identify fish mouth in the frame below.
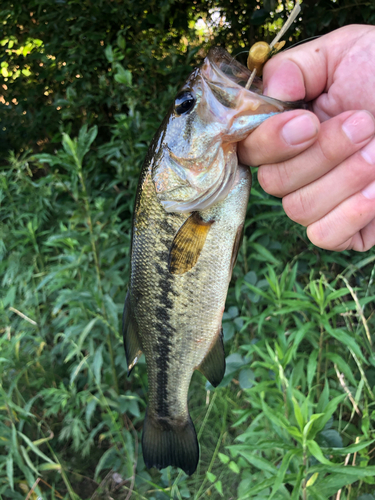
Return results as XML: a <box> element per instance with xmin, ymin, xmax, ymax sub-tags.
<box><xmin>201</xmin><ymin>48</ymin><xmax>292</xmax><ymax>114</ymax></box>
<box><xmin>205</xmin><ymin>47</ymin><xmax>260</xmax><ymax>91</ymax></box>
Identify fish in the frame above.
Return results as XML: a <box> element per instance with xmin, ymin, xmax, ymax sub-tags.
<box><xmin>123</xmin><ymin>47</ymin><xmax>304</xmax><ymax>476</ymax></box>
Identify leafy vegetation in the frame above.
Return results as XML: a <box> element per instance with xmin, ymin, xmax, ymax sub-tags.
<box><xmin>1</xmin><ymin>0</ymin><xmax>375</xmax><ymax>499</ymax></box>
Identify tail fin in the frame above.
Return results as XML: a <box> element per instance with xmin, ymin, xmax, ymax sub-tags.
<box><xmin>142</xmin><ymin>410</ymin><xmax>199</xmax><ymax>476</ymax></box>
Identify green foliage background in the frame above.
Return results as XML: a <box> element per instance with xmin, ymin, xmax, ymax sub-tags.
<box><xmin>1</xmin><ymin>1</ymin><xmax>375</xmax><ymax>499</ymax></box>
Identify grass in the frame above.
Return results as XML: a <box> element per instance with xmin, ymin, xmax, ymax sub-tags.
<box><xmin>1</xmin><ymin>124</ymin><xmax>375</xmax><ymax>500</ymax></box>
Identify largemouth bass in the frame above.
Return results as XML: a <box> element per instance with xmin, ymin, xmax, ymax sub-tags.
<box><xmin>123</xmin><ymin>47</ymin><xmax>302</xmax><ymax>475</ymax></box>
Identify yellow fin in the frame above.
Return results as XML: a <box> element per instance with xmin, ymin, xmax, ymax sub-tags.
<box><xmin>169</xmin><ymin>212</ymin><xmax>213</xmax><ymax>275</ymax></box>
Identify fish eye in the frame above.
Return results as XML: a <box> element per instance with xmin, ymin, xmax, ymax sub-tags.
<box><xmin>174</xmin><ymin>91</ymin><xmax>196</xmax><ymax>115</ymax></box>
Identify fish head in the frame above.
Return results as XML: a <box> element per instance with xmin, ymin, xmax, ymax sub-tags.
<box><xmin>153</xmin><ymin>47</ymin><xmax>301</xmax><ymax>213</ymax></box>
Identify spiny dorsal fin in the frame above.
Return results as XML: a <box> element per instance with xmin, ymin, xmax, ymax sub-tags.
<box><xmin>122</xmin><ymin>290</ymin><xmax>142</xmax><ymax>376</ymax></box>
<box><xmin>197</xmin><ymin>329</ymin><xmax>225</xmax><ymax>387</ymax></box>
<box><xmin>169</xmin><ymin>212</ymin><xmax>214</xmax><ymax>275</ymax></box>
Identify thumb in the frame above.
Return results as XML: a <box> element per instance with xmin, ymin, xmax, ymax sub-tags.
<box><xmin>262</xmin><ymin>36</ymin><xmax>329</xmax><ymax>103</ymax></box>
<box><xmin>262</xmin><ymin>25</ymin><xmax>375</xmax><ymax>106</ymax></box>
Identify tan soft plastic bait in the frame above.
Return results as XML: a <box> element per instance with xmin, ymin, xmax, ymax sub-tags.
<box><xmin>245</xmin><ymin>1</ymin><xmax>300</xmax><ymax>89</ymax></box>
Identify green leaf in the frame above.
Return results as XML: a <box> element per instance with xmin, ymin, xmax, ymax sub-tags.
<box><xmin>319</xmin><ymin>429</ymin><xmax>343</xmax><ymax>448</ymax></box>
<box><xmin>38</xmin><ymin>463</ymin><xmax>62</xmax><ymax>471</ymax></box>
<box><xmin>312</xmin><ymin>394</ymin><xmax>346</xmax><ymax>436</ymax></box>
<box><xmin>114</xmin><ymin>66</ymin><xmax>132</xmax><ymax>86</ymax></box>
<box><xmin>269</xmin><ymin>449</ymin><xmax>295</xmax><ymax>499</ymax></box>
<box><xmin>105</xmin><ymin>45</ymin><xmax>114</xmax><ymax>62</ymax></box>
<box><xmin>214</xmin><ymin>480</ymin><xmax>224</xmax><ymax>496</ymax></box>
<box><xmin>307</xmin><ymin>350</ymin><xmax>318</xmax><ymax>389</ymax></box>
<box><xmin>6</xmin><ymin>455</ymin><xmax>14</xmax><ymax>491</ymax></box>
<box><xmin>329</xmin><ymin>438</ymin><xmax>375</xmax><ymax>456</ymax></box>
<box><xmin>218</xmin><ymin>452</ymin><xmax>230</xmax><ymax>464</ymax></box>
<box><xmin>206</xmin><ymin>471</ymin><xmax>216</xmax><ymax>483</ymax></box>
<box><xmin>18</xmin><ymin>431</ymin><xmax>56</xmax><ymax>465</ymax></box>
<box><xmin>292</xmin><ymin>397</ymin><xmax>304</xmax><ymax>432</ymax></box>
<box><xmin>94</xmin><ymin>447</ymin><xmax>118</xmax><ymax>481</ymax></box>
<box><xmin>306</xmin><ymin>440</ymin><xmax>333</xmax><ymax>465</ymax></box>
<box><xmin>322</xmin><ymin>320</ymin><xmax>367</xmax><ymax>363</ymax></box>
<box><xmin>228</xmin><ymin>461</ymin><xmax>240</xmax><ymax>474</ymax></box>
<box><xmin>117</xmin><ymin>35</ymin><xmax>126</xmax><ymax>49</ymax></box>
<box><xmin>70</xmin><ymin>355</ymin><xmax>89</xmax><ymax>385</ymax></box>
<box><xmin>237</xmin><ymin>449</ymin><xmax>277</xmax><ymax>474</ymax></box>
<box><xmin>77</xmin><ymin>125</ymin><xmax>98</xmax><ymax>163</ymax></box>
<box><xmin>239</xmin><ymin>368</ymin><xmax>255</xmax><ymax>389</ymax></box>
<box><xmin>303</xmin><ymin>413</ymin><xmax>325</xmax><ymax>441</ymax></box>
<box><xmin>62</xmin><ymin>133</ymin><xmax>79</xmax><ymax>165</ymax></box>
<box><xmin>249</xmin><ymin>242</ymin><xmax>281</xmax><ymax>265</ymax></box>
<box><xmin>78</xmin><ymin>318</ymin><xmax>99</xmax><ymax>352</ymax></box>
<box><xmin>86</xmin><ymin>398</ymin><xmax>99</xmax><ymax>427</ymax></box>
<box><xmin>291</xmin><ymin>466</ymin><xmax>304</xmax><ymax>500</ymax></box>
<box><xmin>310</xmin><ymin>464</ymin><xmax>375</xmax><ymax>477</ymax></box>
<box><xmin>243</xmin><ymin>281</ymin><xmax>271</xmax><ymax>300</ymax></box>
<box><xmin>20</xmin><ymin>445</ymin><xmax>39</xmax><ymax>475</ymax></box>
<box><xmin>92</xmin><ymin>344</ymin><xmax>103</xmax><ymax>384</ymax></box>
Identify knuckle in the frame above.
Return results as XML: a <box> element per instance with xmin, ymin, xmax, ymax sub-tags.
<box><xmin>316</xmin><ymin>134</ymin><xmax>339</xmax><ymax>164</ymax></box>
<box><xmin>258</xmin><ymin>162</ymin><xmax>291</xmax><ymax>197</ymax></box>
<box><xmin>282</xmin><ymin>189</ymin><xmax>311</xmax><ymax>224</ymax></box>
<box><xmin>307</xmin><ymin>222</ymin><xmax>334</xmax><ymax>250</ymax></box>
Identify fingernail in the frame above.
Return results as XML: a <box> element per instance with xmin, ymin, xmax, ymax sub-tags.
<box><xmin>282</xmin><ymin>115</ymin><xmax>318</xmax><ymax>146</ymax></box>
<box><xmin>342</xmin><ymin>111</ymin><xmax>375</xmax><ymax>144</ymax></box>
<box><xmin>360</xmin><ymin>138</ymin><xmax>375</xmax><ymax>165</ymax></box>
<box><xmin>362</xmin><ymin>179</ymin><xmax>375</xmax><ymax>199</ymax></box>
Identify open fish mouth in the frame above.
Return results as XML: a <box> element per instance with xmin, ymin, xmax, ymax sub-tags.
<box><xmin>201</xmin><ymin>48</ymin><xmax>287</xmax><ymax>113</ymax></box>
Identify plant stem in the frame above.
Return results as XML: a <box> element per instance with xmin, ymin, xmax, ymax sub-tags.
<box><xmin>77</xmin><ymin>169</ymin><xmax>103</xmax><ymax>295</ymax></box>
<box><xmin>302</xmin><ymin>446</ymin><xmax>308</xmax><ymax>500</ymax></box>
<box><xmin>107</xmin><ymin>333</ymin><xmax>119</xmax><ymax>395</ymax></box>
<box><xmin>316</xmin><ymin>323</ymin><xmax>324</xmax><ymax>397</ymax></box>
<box><xmin>76</xmin><ymin>160</ymin><xmax>120</xmax><ymax>394</ymax></box>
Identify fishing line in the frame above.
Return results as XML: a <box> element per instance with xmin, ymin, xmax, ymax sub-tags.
<box><xmin>233</xmin><ymin>50</ymin><xmax>250</xmax><ymax>60</ymax></box>
<box><xmin>285</xmin><ymin>35</ymin><xmax>322</xmax><ymax>51</ymax></box>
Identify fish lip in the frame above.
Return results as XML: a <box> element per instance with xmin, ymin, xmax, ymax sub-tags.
<box><xmin>201</xmin><ymin>55</ymin><xmax>287</xmax><ymax>113</ymax></box>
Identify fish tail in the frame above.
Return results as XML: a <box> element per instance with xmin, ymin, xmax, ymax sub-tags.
<box><xmin>142</xmin><ymin>409</ymin><xmax>199</xmax><ymax>476</ymax></box>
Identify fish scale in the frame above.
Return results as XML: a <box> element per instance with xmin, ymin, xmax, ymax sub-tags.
<box><xmin>123</xmin><ymin>47</ymin><xmax>305</xmax><ymax>475</ymax></box>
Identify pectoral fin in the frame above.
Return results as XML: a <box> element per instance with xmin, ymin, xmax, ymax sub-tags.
<box><xmin>197</xmin><ymin>329</ymin><xmax>225</xmax><ymax>387</ymax></box>
<box><xmin>169</xmin><ymin>212</ymin><xmax>214</xmax><ymax>275</ymax></box>
<box><xmin>122</xmin><ymin>290</ymin><xmax>142</xmax><ymax>376</ymax></box>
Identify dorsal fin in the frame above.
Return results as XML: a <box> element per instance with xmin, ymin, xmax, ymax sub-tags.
<box><xmin>168</xmin><ymin>212</ymin><xmax>214</xmax><ymax>275</ymax></box>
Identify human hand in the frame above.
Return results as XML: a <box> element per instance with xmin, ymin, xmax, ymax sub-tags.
<box><xmin>238</xmin><ymin>25</ymin><xmax>375</xmax><ymax>251</ymax></box>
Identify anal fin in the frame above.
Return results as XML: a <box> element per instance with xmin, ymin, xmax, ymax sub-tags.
<box><xmin>122</xmin><ymin>290</ymin><xmax>142</xmax><ymax>376</ymax></box>
<box><xmin>169</xmin><ymin>212</ymin><xmax>213</xmax><ymax>275</ymax></box>
<box><xmin>197</xmin><ymin>329</ymin><xmax>225</xmax><ymax>387</ymax></box>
